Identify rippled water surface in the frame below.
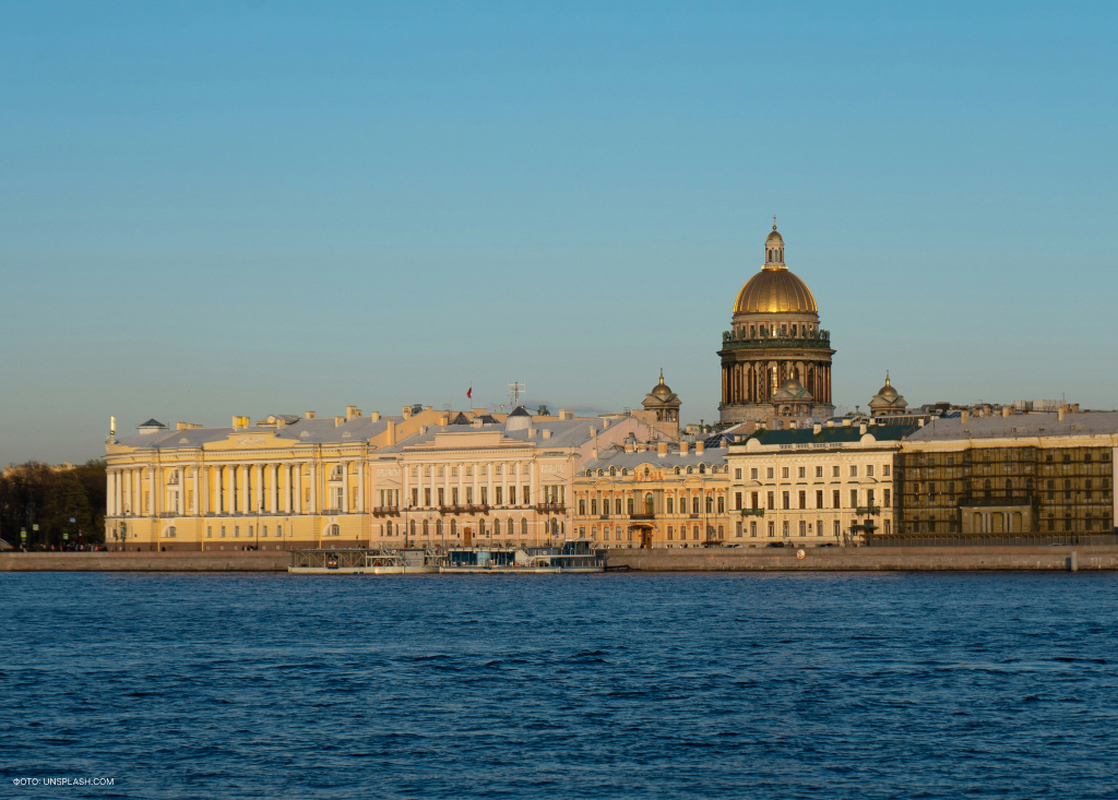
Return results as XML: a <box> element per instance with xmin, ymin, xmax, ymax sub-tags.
<box><xmin>2</xmin><ymin>572</ymin><xmax>1117</xmax><ymax>799</ymax></box>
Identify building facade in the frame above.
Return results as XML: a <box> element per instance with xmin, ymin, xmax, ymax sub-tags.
<box><xmin>572</xmin><ymin>439</ymin><xmax>733</xmax><ymax>548</ymax></box>
<box><xmin>726</xmin><ymin>421</ymin><xmax>913</xmax><ymax>545</ymax></box>
<box><xmin>718</xmin><ymin>224</ymin><xmax>835</xmax><ymax>425</ymax></box>
<box><xmin>897</xmin><ymin>410</ymin><xmax>1118</xmax><ymax>534</ymax></box>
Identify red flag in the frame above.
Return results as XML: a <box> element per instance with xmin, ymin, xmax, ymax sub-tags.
<box><xmin>467</xmin><ymin>385</ymin><xmax>472</xmax><ymax>399</ymax></box>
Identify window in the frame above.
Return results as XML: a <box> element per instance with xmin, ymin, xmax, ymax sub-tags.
<box><xmin>667</xmin><ymin>526</ymin><xmax>674</xmax><ymax>540</ymax></box>
<box><xmin>815</xmin><ymin>466</ymin><xmax>823</xmax><ymax>478</ymax></box>
<box><xmin>798</xmin><ymin>491</ymin><xmax>806</xmax><ymax>509</ymax></box>
<box><xmin>451</xmin><ymin>466</ymin><xmax>458</xmax><ymax>477</ymax></box>
<box><xmin>627</xmin><ymin>498</ymin><xmax>635</xmax><ymax>515</ymax></box>
<box><xmin>750</xmin><ymin>521</ymin><xmax>757</xmax><ymax>537</ymax></box>
<box><xmin>615</xmin><ymin>498</ymin><xmax>622</xmax><ymax>515</ymax></box>
<box><xmin>667</xmin><ymin>497</ymin><xmax>674</xmax><ymax>514</ymax></box>
<box><xmin>767</xmin><ymin>468</ymin><xmax>774</xmax><ymax>479</ymax></box>
<box><xmin>706</xmin><ymin>496</ymin><xmax>714</xmax><ymax>513</ymax></box>
<box><xmin>735</xmin><ymin>492</ymin><xmax>742</xmax><ymax>510</ymax></box>
<box><xmin>782</xmin><ymin>467</ymin><xmax>789</xmax><ymax>479</ymax></box>
<box><xmin>735</xmin><ymin>468</ymin><xmax>742</xmax><ymax>479</ymax></box>
<box><xmin>523</xmin><ymin>486</ymin><xmax>530</xmax><ymax>504</ymax></box>
<box><xmin>798</xmin><ymin>467</ymin><xmax>806</xmax><ymax>478</ymax></box>
<box><xmin>234</xmin><ymin>526</ymin><xmax>240</xmax><ymax>538</ymax></box>
<box><xmin>590</xmin><ymin>498</ymin><xmax>598</xmax><ymax>515</ymax></box>
<box><xmin>799</xmin><ymin>521</ymin><xmax>806</xmax><ymax>536</ymax></box>
<box><xmin>767</xmin><ymin>521</ymin><xmax>775</xmax><ymax>538</ymax></box>
<box><xmin>782</xmin><ymin>491</ymin><xmax>790</xmax><ymax>510</ymax></box>
<box><xmin>883</xmin><ymin>464</ymin><xmax>891</xmax><ymax>477</ymax></box>
<box><xmin>867</xmin><ymin>465</ymin><xmax>875</xmax><ymax>477</ymax></box>
<box><xmin>645</xmin><ymin>494</ymin><xmax>654</xmax><ymax>514</ymax></box>
<box><xmin>579</xmin><ymin>499</ymin><xmax>586</xmax><ymax>515</ymax></box>
<box><xmin>850</xmin><ymin>489</ymin><xmax>858</xmax><ymax>507</ymax></box>
<box><xmin>884</xmin><ymin>489</ymin><xmax>891</xmax><ymax>507</ymax></box>
<box><xmin>832</xmin><ymin>466</ymin><xmax>840</xmax><ymax>478</ymax></box>
<box><xmin>735</xmin><ymin>522</ymin><xmax>742</xmax><ymax>538</ymax></box>
<box><xmin>767</xmin><ymin>492</ymin><xmax>775</xmax><ymax>510</ymax></box>
<box><xmin>751</xmin><ymin>468</ymin><xmax>758</xmax><ymax>480</ymax></box>
<box><xmin>816</xmin><ymin>490</ymin><xmax>823</xmax><ymax>508</ymax></box>
<box><xmin>849</xmin><ymin>465</ymin><xmax>858</xmax><ymax>477</ymax></box>
<box><xmin>833</xmin><ymin>490</ymin><xmax>840</xmax><ymax>508</ymax></box>
<box><xmin>692</xmin><ymin>497</ymin><xmax>700</xmax><ymax>514</ymax></box>
<box><xmin>495</xmin><ymin>487</ymin><xmax>503</xmax><ymax>505</ymax></box>
<box><xmin>206</xmin><ymin>526</ymin><xmax>212</xmax><ymax>538</ymax></box>
<box><xmin>751</xmin><ymin>492</ymin><xmax>759</xmax><ymax>509</ymax></box>
<box><xmin>327</xmin><ymin>524</ymin><xmax>340</xmax><ymax>537</ymax></box>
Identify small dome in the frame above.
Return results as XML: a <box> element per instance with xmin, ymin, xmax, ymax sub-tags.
<box><xmin>780</xmin><ymin>378</ymin><xmax>802</xmax><ymax>391</ymax></box>
<box><xmin>877</xmin><ymin>373</ymin><xmax>898</xmax><ymax>398</ymax></box>
<box><xmin>651</xmin><ymin>369</ymin><xmax>673</xmax><ymax>396</ymax></box>
<box><xmin>766</xmin><ymin>228</ymin><xmax>784</xmax><ymax>243</ymax></box>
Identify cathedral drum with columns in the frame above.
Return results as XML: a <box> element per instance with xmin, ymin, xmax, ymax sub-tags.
<box><xmin>718</xmin><ymin>224</ymin><xmax>835</xmax><ymax>425</ymax></box>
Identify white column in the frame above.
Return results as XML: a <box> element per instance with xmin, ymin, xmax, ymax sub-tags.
<box><xmin>132</xmin><ymin>469</ymin><xmax>140</xmax><ymax>515</ymax></box>
<box><xmin>284</xmin><ymin>465</ymin><xmax>293</xmax><ymax>514</ymax></box>
<box><xmin>191</xmin><ymin>466</ymin><xmax>199</xmax><ymax>515</ymax></box>
<box><xmin>357</xmin><ymin>461</ymin><xmax>365</xmax><ymax>513</ymax></box>
<box><xmin>309</xmin><ymin>462</ymin><xmax>317</xmax><ymax>514</ymax></box>
<box><xmin>270</xmin><ymin>464</ymin><xmax>278</xmax><ymax>513</ymax></box>
<box><xmin>177</xmin><ymin>473</ymin><xmax>184</xmax><ymax>516</ymax></box>
<box><xmin>225</xmin><ymin>465</ymin><xmax>234</xmax><ymax>514</ymax></box>
<box><xmin>342</xmin><ymin>460</ymin><xmax>349</xmax><ymax>513</ymax></box>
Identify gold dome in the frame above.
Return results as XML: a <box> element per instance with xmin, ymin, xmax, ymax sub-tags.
<box><xmin>734</xmin><ymin>266</ymin><xmax>817</xmax><ymax>314</ymax></box>
<box><xmin>766</xmin><ymin>228</ymin><xmax>784</xmax><ymax>243</ymax></box>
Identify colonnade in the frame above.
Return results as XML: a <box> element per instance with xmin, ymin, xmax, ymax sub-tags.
<box><xmin>105</xmin><ymin>459</ymin><xmax>366</xmax><ymax>518</ymax></box>
<box><xmin>721</xmin><ymin>360</ymin><xmax>831</xmax><ymax>405</ymax></box>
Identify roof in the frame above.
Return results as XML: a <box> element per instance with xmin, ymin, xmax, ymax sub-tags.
<box><xmin>740</xmin><ymin>423</ymin><xmax>917</xmax><ymax>448</ymax></box>
<box><xmin>734</xmin><ymin>267</ymin><xmax>817</xmax><ymax>315</ymax></box>
<box><xmin>374</xmin><ymin>417</ymin><xmax>627</xmax><ymax>455</ymax></box>
<box><xmin>904</xmin><ymin>411</ymin><xmax>1118</xmax><ymax>442</ymax></box>
<box><xmin>581</xmin><ymin>445</ymin><xmax>727</xmax><ymax>472</ymax></box>
<box><xmin>113</xmin><ymin>415</ymin><xmax>396</xmax><ymax>450</ymax></box>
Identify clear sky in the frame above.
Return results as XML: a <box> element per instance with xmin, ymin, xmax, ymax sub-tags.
<box><xmin>2</xmin><ymin>1</ymin><xmax>1116</xmax><ymax>465</ymax></box>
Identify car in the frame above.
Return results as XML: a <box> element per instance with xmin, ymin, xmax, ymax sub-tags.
<box><xmin>816</xmin><ymin>543</ymin><xmax>836</xmax><ymax>548</ymax></box>
<box><xmin>766</xmin><ymin>542</ymin><xmax>786</xmax><ymax>548</ymax></box>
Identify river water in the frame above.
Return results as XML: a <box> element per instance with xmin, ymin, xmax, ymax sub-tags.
<box><xmin>1</xmin><ymin>572</ymin><xmax>1115</xmax><ymax>799</ymax></box>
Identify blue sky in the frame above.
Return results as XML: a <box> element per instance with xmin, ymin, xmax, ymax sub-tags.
<box><xmin>2</xmin><ymin>1</ymin><xmax>1116</xmax><ymax>464</ymax></box>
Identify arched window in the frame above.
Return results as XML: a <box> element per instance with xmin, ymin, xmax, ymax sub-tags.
<box><xmin>330</xmin><ymin>464</ymin><xmax>343</xmax><ymax>480</ymax></box>
<box><xmin>423</xmin><ymin>519</ymin><xmax>429</xmax><ymax>538</ymax></box>
<box><xmin>435</xmin><ymin>519</ymin><xmax>443</xmax><ymax>537</ymax></box>
<box><xmin>621</xmin><ymin>469</ymin><xmax>628</xmax><ymax>476</ymax></box>
<box><xmin>674</xmin><ymin>467</ymin><xmax>681</xmax><ymax>475</ymax></box>
<box><xmin>609</xmin><ymin>467</ymin><xmax>616</xmax><ymax>477</ymax></box>
<box><xmin>383</xmin><ymin>521</ymin><xmax>391</xmax><ymax>537</ymax></box>
<box><xmin>597</xmin><ymin>469</ymin><xmax>604</xmax><ymax>477</ymax></box>
<box><xmin>644</xmin><ymin>468</ymin><xmax>650</xmax><ymax>478</ymax></box>
<box><xmin>627</xmin><ymin>497</ymin><xmax>635</xmax><ymax>515</ymax></box>
<box><xmin>686</xmin><ymin>466</ymin><xmax>693</xmax><ymax>475</ymax></box>
<box><xmin>1005</xmin><ymin>479</ymin><xmax>1013</xmax><ymax>492</ymax></box>
<box><xmin>410</xmin><ymin>520</ymin><xmax>416</xmax><ymax>537</ymax></box>
<box><xmin>329</xmin><ymin>523</ymin><xmax>341</xmax><ymax>537</ymax></box>
<box><xmin>706</xmin><ymin>496</ymin><xmax>714</xmax><ymax>513</ymax></box>
<box><xmin>450</xmin><ymin>520</ymin><xmax>457</xmax><ymax>537</ymax></box>
<box><xmin>699</xmin><ymin>464</ymin><xmax>706</xmax><ymax>474</ymax></box>
<box><xmin>521</xmin><ymin>518</ymin><xmax>528</xmax><ymax>537</ymax></box>
<box><xmin>479</xmin><ymin>519</ymin><xmax>486</xmax><ymax>537</ymax></box>
<box><xmin>644</xmin><ymin>493</ymin><xmax>654</xmax><ymax>514</ymax></box>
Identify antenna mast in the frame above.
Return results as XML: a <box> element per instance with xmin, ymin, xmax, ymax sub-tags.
<box><xmin>508</xmin><ymin>381</ymin><xmax>526</xmax><ymax>407</ymax></box>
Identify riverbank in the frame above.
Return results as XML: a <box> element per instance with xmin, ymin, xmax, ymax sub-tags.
<box><xmin>0</xmin><ymin>551</ymin><xmax>289</xmax><ymax>572</ymax></box>
<box><xmin>3</xmin><ymin>546</ymin><xmax>1118</xmax><ymax>572</ymax></box>
<box><xmin>605</xmin><ymin>544</ymin><xmax>1118</xmax><ymax>571</ymax></box>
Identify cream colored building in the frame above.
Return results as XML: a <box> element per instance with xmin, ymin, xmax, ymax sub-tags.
<box><xmin>726</xmin><ymin>420</ymin><xmax>914</xmax><ymax>545</ymax></box>
<box><xmin>367</xmin><ymin>408</ymin><xmax>668</xmax><ymax>549</ymax></box>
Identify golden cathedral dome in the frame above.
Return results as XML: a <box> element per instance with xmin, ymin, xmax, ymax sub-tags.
<box><xmin>766</xmin><ymin>228</ymin><xmax>784</xmax><ymax>243</ymax></box>
<box><xmin>734</xmin><ymin>267</ymin><xmax>817</xmax><ymax>314</ymax></box>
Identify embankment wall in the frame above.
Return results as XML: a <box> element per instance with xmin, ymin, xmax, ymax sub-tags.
<box><xmin>0</xmin><ymin>551</ymin><xmax>289</xmax><ymax>572</ymax></box>
<box><xmin>605</xmin><ymin>545</ymin><xmax>1118</xmax><ymax>572</ymax></box>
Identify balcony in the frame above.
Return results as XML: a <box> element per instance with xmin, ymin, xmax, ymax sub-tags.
<box><xmin>372</xmin><ymin>506</ymin><xmax>400</xmax><ymax>517</ymax></box>
<box><xmin>850</xmin><ymin>521</ymin><xmax>878</xmax><ymax>531</ymax></box>
<box><xmin>740</xmin><ymin>508</ymin><xmax>765</xmax><ymax>517</ymax></box>
<box><xmin>855</xmin><ymin>505</ymin><xmax>882</xmax><ymax>516</ymax></box>
<box><xmin>535</xmin><ymin>503</ymin><xmax>566</xmax><ymax>514</ymax></box>
<box><xmin>465</xmin><ymin>503</ymin><xmax>490</xmax><ymax>514</ymax></box>
<box><xmin>630</xmin><ymin>513</ymin><xmax>655</xmax><ymax>521</ymax></box>
<box><xmin>598</xmin><ymin>514</ymin><xmax>610</xmax><ymax>520</ymax></box>
<box><xmin>719</xmin><ymin>329</ymin><xmax>832</xmax><ymax>352</ymax></box>
<box><xmin>961</xmin><ymin>494</ymin><xmax>1034</xmax><ymax>508</ymax></box>
<box><xmin>438</xmin><ymin>504</ymin><xmax>470</xmax><ymax>515</ymax></box>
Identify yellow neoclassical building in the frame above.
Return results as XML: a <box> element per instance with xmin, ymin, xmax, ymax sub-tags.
<box><xmin>103</xmin><ymin>405</ymin><xmax>457</xmax><ymax>551</ymax></box>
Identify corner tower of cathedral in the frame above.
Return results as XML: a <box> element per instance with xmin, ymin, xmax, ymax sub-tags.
<box><xmin>717</xmin><ymin>223</ymin><xmax>835</xmax><ymax>425</ymax></box>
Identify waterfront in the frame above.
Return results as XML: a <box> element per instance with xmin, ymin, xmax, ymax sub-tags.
<box><xmin>2</xmin><ymin>573</ymin><xmax>1116</xmax><ymax>799</ymax></box>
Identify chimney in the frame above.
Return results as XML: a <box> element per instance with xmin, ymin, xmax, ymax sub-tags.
<box><xmin>528</xmin><ymin>427</ymin><xmax>537</xmax><ymax>437</ymax></box>
<box><xmin>1002</xmin><ymin>406</ymin><xmax>1012</xmax><ymax>418</ymax></box>
<box><xmin>826</xmin><ymin>420</ymin><xmax>835</xmax><ymax>428</ymax></box>
<box><xmin>859</xmin><ymin>423</ymin><xmax>867</xmax><ymax>435</ymax></box>
<box><xmin>560</xmin><ymin>409</ymin><xmax>574</xmax><ymax>421</ymax></box>
<box><xmin>625</xmin><ymin>440</ymin><xmax>635</xmax><ymax>454</ymax></box>
<box><xmin>696</xmin><ymin>441</ymin><xmax>705</xmax><ymax>455</ymax></box>
<box><xmin>589</xmin><ymin>426</ymin><xmax>597</xmax><ymax>438</ymax></box>
<box><xmin>177</xmin><ymin>421</ymin><xmax>189</xmax><ymax>430</ymax></box>
<box><xmin>425</xmin><ymin>406</ymin><xmax>433</xmax><ymax>412</ymax></box>
<box><xmin>636</xmin><ymin>442</ymin><xmax>646</xmax><ymax>453</ymax></box>
<box><xmin>402</xmin><ymin>406</ymin><xmax>412</xmax><ymax>420</ymax></box>
<box><xmin>657</xmin><ymin>442</ymin><xmax>667</xmax><ymax>457</ymax></box>
<box><xmin>386</xmin><ymin>420</ymin><xmax>396</xmax><ymax>446</ymax></box>
<box><xmin>1058</xmin><ymin>407</ymin><xmax>1066</xmax><ymax>421</ymax></box>
<box><xmin>842</xmin><ymin>418</ymin><xmax>851</xmax><ymax>427</ymax></box>
<box><xmin>334</xmin><ymin>416</ymin><xmax>344</xmax><ymax>427</ymax></box>
<box><xmin>601</xmin><ymin>419</ymin><xmax>610</xmax><ymax>429</ymax></box>
<box><xmin>680</xmin><ymin>441</ymin><xmax>690</xmax><ymax>456</ymax></box>
<box><xmin>438</xmin><ymin>415</ymin><xmax>448</xmax><ymax>426</ymax></box>
<box><xmin>305</xmin><ymin>411</ymin><xmax>316</xmax><ymax>419</ymax></box>
<box><xmin>1072</xmin><ymin>403</ymin><xmax>1080</xmax><ymax>413</ymax></box>
<box><xmin>472</xmin><ymin>418</ymin><xmax>483</xmax><ymax>428</ymax></box>
<box><xmin>542</xmin><ymin>429</ymin><xmax>551</xmax><ymax>439</ymax></box>
<box><xmin>370</xmin><ymin>412</ymin><xmax>380</xmax><ymax>422</ymax></box>
<box><xmin>346</xmin><ymin>405</ymin><xmax>358</xmax><ymax>420</ymax></box>
<box><xmin>918</xmin><ymin>418</ymin><xmax>925</xmax><ymax>427</ymax></box>
<box><xmin>813</xmin><ymin>423</ymin><xmax>822</xmax><ymax>434</ymax></box>
<box><xmin>961</xmin><ymin>410</ymin><xmax>970</xmax><ymax>423</ymax></box>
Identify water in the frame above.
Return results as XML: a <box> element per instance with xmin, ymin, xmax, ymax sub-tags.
<box><xmin>2</xmin><ymin>572</ymin><xmax>1116</xmax><ymax>799</ymax></box>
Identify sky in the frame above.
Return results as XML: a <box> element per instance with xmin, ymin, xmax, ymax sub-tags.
<box><xmin>1</xmin><ymin>1</ymin><xmax>1116</xmax><ymax>465</ymax></box>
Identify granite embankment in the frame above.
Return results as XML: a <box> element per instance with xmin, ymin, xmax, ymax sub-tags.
<box><xmin>0</xmin><ymin>551</ymin><xmax>289</xmax><ymax>572</ymax></box>
<box><xmin>3</xmin><ymin>546</ymin><xmax>1118</xmax><ymax>572</ymax></box>
<box><xmin>606</xmin><ymin>545</ymin><xmax>1118</xmax><ymax>571</ymax></box>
